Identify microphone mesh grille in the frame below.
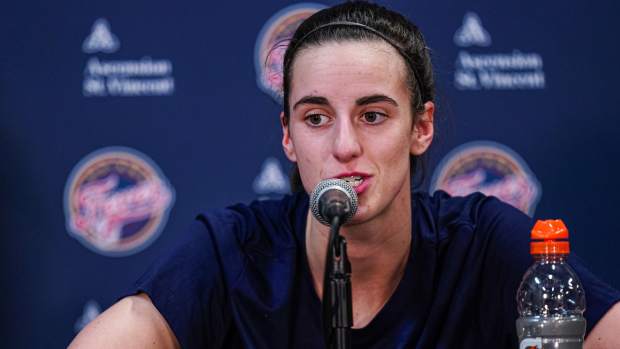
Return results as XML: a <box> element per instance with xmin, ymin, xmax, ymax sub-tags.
<box><xmin>309</xmin><ymin>178</ymin><xmax>359</xmax><ymax>226</ymax></box>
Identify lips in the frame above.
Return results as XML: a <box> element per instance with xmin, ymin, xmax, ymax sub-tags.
<box><xmin>332</xmin><ymin>172</ymin><xmax>372</xmax><ymax>194</ymax></box>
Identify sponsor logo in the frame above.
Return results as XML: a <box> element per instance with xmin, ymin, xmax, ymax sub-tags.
<box><xmin>520</xmin><ymin>338</ymin><xmax>543</xmax><ymax>349</ymax></box>
<box><xmin>82</xmin><ymin>18</ymin><xmax>120</xmax><ymax>54</ymax></box>
<box><xmin>453</xmin><ymin>12</ymin><xmax>546</xmax><ymax>90</ymax></box>
<box><xmin>82</xmin><ymin>18</ymin><xmax>175</xmax><ymax>97</ymax></box>
<box><xmin>253</xmin><ymin>157</ymin><xmax>289</xmax><ymax>198</ymax></box>
<box><xmin>430</xmin><ymin>141</ymin><xmax>541</xmax><ymax>216</ymax></box>
<box><xmin>454</xmin><ymin>12</ymin><xmax>491</xmax><ymax>47</ymax></box>
<box><xmin>255</xmin><ymin>3</ymin><xmax>326</xmax><ymax>104</ymax></box>
<box><xmin>74</xmin><ymin>300</ymin><xmax>101</xmax><ymax>333</ymax></box>
<box><xmin>64</xmin><ymin>147</ymin><xmax>175</xmax><ymax>256</ymax></box>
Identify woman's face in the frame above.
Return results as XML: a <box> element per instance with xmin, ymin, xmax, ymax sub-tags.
<box><xmin>282</xmin><ymin>40</ymin><xmax>434</xmax><ymax>225</ymax></box>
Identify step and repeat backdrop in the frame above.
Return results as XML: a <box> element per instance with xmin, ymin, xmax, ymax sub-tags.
<box><xmin>2</xmin><ymin>0</ymin><xmax>619</xmax><ymax>347</ymax></box>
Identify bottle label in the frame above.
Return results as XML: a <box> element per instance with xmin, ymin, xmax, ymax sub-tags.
<box><xmin>520</xmin><ymin>337</ymin><xmax>542</xmax><ymax>349</ymax></box>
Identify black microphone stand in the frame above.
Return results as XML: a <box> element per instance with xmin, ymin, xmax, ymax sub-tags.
<box><xmin>322</xmin><ymin>215</ymin><xmax>353</xmax><ymax>349</ymax></box>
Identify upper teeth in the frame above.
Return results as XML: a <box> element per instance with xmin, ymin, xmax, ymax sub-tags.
<box><xmin>342</xmin><ymin>176</ymin><xmax>363</xmax><ymax>187</ymax></box>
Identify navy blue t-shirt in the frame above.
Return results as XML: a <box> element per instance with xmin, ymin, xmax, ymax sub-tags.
<box><xmin>129</xmin><ymin>191</ymin><xmax>620</xmax><ymax>348</ymax></box>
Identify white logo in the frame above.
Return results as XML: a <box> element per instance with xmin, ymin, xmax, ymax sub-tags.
<box><xmin>81</xmin><ymin>18</ymin><xmax>175</xmax><ymax>97</ymax></box>
<box><xmin>454</xmin><ymin>12</ymin><xmax>491</xmax><ymax>47</ymax></box>
<box><xmin>74</xmin><ymin>300</ymin><xmax>101</xmax><ymax>333</ymax></box>
<box><xmin>253</xmin><ymin>157</ymin><xmax>289</xmax><ymax>195</ymax></box>
<box><xmin>453</xmin><ymin>12</ymin><xmax>546</xmax><ymax>90</ymax></box>
<box><xmin>82</xmin><ymin>18</ymin><xmax>120</xmax><ymax>54</ymax></box>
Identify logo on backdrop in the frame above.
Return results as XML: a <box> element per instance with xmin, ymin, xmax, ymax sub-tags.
<box><xmin>253</xmin><ymin>157</ymin><xmax>289</xmax><ymax>198</ymax></box>
<box><xmin>453</xmin><ymin>12</ymin><xmax>546</xmax><ymax>90</ymax></box>
<box><xmin>82</xmin><ymin>19</ymin><xmax>120</xmax><ymax>54</ymax></box>
<box><xmin>82</xmin><ymin>18</ymin><xmax>175</xmax><ymax>97</ymax></box>
<box><xmin>64</xmin><ymin>147</ymin><xmax>175</xmax><ymax>256</ymax></box>
<box><xmin>453</xmin><ymin>12</ymin><xmax>491</xmax><ymax>47</ymax></box>
<box><xmin>430</xmin><ymin>141</ymin><xmax>541</xmax><ymax>216</ymax></box>
<box><xmin>255</xmin><ymin>3</ymin><xmax>326</xmax><ymax>104</ymax></box>
<box><xmin>74</xmin><ymin>300</ymin><xmax>101</xmax><ymax>333</ymax></box>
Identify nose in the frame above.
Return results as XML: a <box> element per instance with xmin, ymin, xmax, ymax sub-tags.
<box><xmin>332</xmin><ymin>117</ymin><xmax>362</xmax><ymax>163</ymax></box>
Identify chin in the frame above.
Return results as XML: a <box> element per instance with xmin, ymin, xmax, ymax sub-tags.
<box><xmin>345</xmin><ymin>204</ymin><xmax>372</xmax><ymax>226</ymax></box>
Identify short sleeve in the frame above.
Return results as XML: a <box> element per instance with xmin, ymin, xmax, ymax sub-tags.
<box><xmin>476</xmin><ymin>197</ymin><xmax>620</xmax><ymax>343</ymax></box>
<box><xmin>125</xmin><ymin>219</ymin><xmax>231</xmax><ymax>349</ymax></box>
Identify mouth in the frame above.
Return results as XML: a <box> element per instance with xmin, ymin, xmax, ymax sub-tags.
<box><xmin>333</xmin><ymin>172</ymin><xmax>371</xmax><ymax>194</ymax></box>
<box><xmin>340</xmin><ymin>175</ymin><xmax>364</xmax><ymax>188</ymax></box>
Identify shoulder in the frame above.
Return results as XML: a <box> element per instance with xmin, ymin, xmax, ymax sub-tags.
<box><xmin>198</xmin><ymin>192</ymin><xmax>305</xmax><ymax>251</ymax></box>
<box><xmin>133</xmin><ymin>192</ymin><xmax>305</xmax><ymax>297</ymax></box>
<box><xmin>413</xmin><ymin>190</ymin><xmax>532</xmax><ymax>244</ymax></box>
<box><xmin>191</xmin><ymin>192</ymin><xmax>306</xmax><ymax>285</ymax></box>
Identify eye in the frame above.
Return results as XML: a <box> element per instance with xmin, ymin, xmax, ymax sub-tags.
<box><xmin>305</xmin><ymin>114</ymin><xmax>330</xmax><ymax>127</ymax></box>
<box><xmin>362</xmin><ymin>111</ymin><xmax>387</xmax><ymax>124</ymax></box>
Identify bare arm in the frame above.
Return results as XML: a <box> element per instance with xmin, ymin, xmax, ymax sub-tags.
<box><xmin>68</xmin><ymin>293</ymin><xmax>180</xmax><ymax>349</ymax></box>
<box><xmin>584</xmin><ymin>302</ymin><xmax>620</xmax><ymax>349</ymax></box>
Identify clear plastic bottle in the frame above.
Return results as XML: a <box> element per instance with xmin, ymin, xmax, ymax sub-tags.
<box><xmin>516</xmin><ymin>219</ymin><xmax>586</xmax><ymax>349</ymax></box>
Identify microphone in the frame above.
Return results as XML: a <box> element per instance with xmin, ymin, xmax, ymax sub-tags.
<box><xmin>310</xmin><ymin>178</ymin><xmax>358</xmax><ymax>226</ymax></box>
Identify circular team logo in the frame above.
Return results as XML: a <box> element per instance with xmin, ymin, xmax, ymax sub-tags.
<box><xmin>430</xmin><ymin>141</ymin><xmax>541</xmax><ymax>216</ymax></box>
<box><xmin>64</xmin><ymin>147</ymin><xmax>175</xmax><ymax>256</ymax></box>
<box><xmin>254</xmin><ymin>3</ymin><xmax>326</xmax><ymax>104</ymax></box>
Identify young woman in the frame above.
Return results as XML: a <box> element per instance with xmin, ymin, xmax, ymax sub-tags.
<box><xmin>69</xmin><ymin>2</ymin><xmax>620</xmax><ymax>348</ymax></box>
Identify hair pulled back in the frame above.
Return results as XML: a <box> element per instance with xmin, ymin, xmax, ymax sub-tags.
<box><xmin>282</xmin><ymin>1</ymin><xmax>435</xmax><ymax>192</ymax></box>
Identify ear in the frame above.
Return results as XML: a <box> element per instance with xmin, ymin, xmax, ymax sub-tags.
<box><xmin>410</xmin><ymin>101</ymin><xmax>435</xmax><ymax>156</ymax></box>
<box><xmin>280</xmin><ymin>111</ymin><xmax>297</xmax><ymax>162</ymax></box>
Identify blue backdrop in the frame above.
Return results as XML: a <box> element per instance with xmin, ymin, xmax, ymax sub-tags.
<box><xmin>1</xmin><ymin>0</ymin><xmax>619</xmax><ymax>347</ymax></box>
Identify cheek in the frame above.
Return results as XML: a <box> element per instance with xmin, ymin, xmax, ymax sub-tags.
<box><xmin>292</xmin><ymin>127</ymin><xmax>326</xmax><ymax>160</ymax></box>
<box><xmin>371</xmin><ymin>127</ymin><xmax>412</xmax><ymax>173</ymax></box>
<box><xmin>289</xmin><ymin>126</ymin><xmax>330</xmax><ymax>181</ymax></box>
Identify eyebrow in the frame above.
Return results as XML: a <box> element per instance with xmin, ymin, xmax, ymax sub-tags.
<box><xmin>356</xmin><ymin>94</ymin><xmax>398</xmax><ymax>107</ymax></box>
<box><xmin>293</xmin><ymin>95</ymin><xmax>329</xmax><ymax>110</ymax></box>
<box><xmin>293</xmin><ymin>94</ymin><xmax>398</xmax><ymax>110</ymax></box>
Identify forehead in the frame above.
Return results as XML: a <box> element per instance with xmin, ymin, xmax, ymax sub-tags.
<box><xmin>289</xmin><ymin>40</ymin><xmax>409</xmax><ymax>104</ymax></box>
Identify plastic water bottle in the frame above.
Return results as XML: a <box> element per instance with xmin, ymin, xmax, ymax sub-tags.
<box><xmin>516</xmin><ymin>219</ymin><xmax>586</xmax><ymax>349</ymax></box>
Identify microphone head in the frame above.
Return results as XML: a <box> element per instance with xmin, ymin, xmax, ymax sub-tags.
<box><xmin>310</xmin><ymin>178</ymin><xmax>358</xmax><ymax>226</ymax></box>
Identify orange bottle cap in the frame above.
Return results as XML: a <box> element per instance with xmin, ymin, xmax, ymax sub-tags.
<box><xmin>530</xmin><ymin>219</ymin><xmax>570</xmax><ymax>255</ymax></box>
<box><xmin>531</xmin><ymin>219</ymin><xmax>569</xmax><ymax>240</ymax></box>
